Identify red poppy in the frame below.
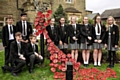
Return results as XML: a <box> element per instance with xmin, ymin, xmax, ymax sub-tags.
<box><xmin>38</xmin><ymin>30</ymin><xmax>43</xmax><ymax>34</ymax></box>
<box><xmin>49</xmin><ymin>63</ymin><xmax>54</xmax><ymax>67</ymax></box>
<box><xmin>53</xmin><ymin>59</ymin><xmax>58</xmax><ymax>63</ymax></box>
<box><xmin>35</xmin><ymin>25</ymin><xmax>41</xmax><ymax>30</ymax></box>
<box><xmin>35</xmin><ymin>17</ymin><xmax>40</xmax><ymax>22</ymax></box>
<box><xmin>47</xmin><ymin>46</ymin><xmax>52</xmax><ymax>51</ymax></box>
<box><xmin>67</xmin><ymin>53</ymin><xmax>72</xmax><ymax>58</ymax></box>
<box><xmin>45</xmin><ymin>13</ymin><xmax>50</xmax><ymax>18</ymax></box>
<box><xmin>35</xmin><ymin>32</ymin><xmax>39</xmax><ymax>36</ymax></box>
<box><xmin>37</xmin><ymin>11</ymin><xmax>42</xmax><ymax>17</ymax></box>
<box><xmin>34</xmin><ymin>21</ymin><xmax>39</xmax><ymax>27</ymax></box>
<box><xmin>54</xmin><ymin>64</ymin><xmax>59</xmax><ymax>68</ymax></box>
<box><xmin>43</xmin><ymin>22</ymin><xmax>48</xmax><ymax>27</ymax></box>
<box><xmin>47</xmin><ymin>10</ymin><xmax>52</xmax><ymax>14</ymax></box>
<box><xmin>61</xmin><ymin>67</ymin><xmax>66</xmax><ymax>72</ymax></box>
<box><xmin>47</xmin><ymin>19</ymin><xmax>51</xmax><ymax>23</ymax></box>
<box><xmin>51</xmin><ymin>67</ymin><xmax>56</xmax><ymax>72</ymax></box>
<box><xmin>47</xmin><ymin>39</ymin><xmax>52</xmax><ymax>43</ymax></box>
<box><xmin>61</xmin><ymin>54</ymin><xmax>66</xmax><ymax>59</ymax></box>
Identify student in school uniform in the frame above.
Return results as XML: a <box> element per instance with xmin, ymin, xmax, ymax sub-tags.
<box><xmin>68</xmin><ymin>16</ymin><xmax>81</xmax><ymax>62</ymax></box>
<box><xmin>46</xmin><ymin>18</ymin><xmax>59</xmax><ymax>46</ymax></box>
<box><xmin>80</xmin><ymin>16</ymin><xmax>93</xmax><ymax>67</ymax></box>
<box><xmin>16</xmin><ymin>13</ymin><xmax>32</xmax><ymax>43</ymax></box>
<box><xmin>9</xmin><ymin>32</ymin><xmax>26</xmax><ymax>76</ymax></box>
<box><xmin>92</xmin><ymin>15</ymin><xmax>106</xmax><ymax>67</ymax></box>
<box><xmin>25</xmin><ymin>34</ymin><xmax>43</xmax><ymax>73</ymax></box>
<box><xmin>105</xmin><ymin>16</ymin><xmax>119</xmax><ymax>68</ymax></box>
<box><xmin>2</xmin><ymin>16</ymin><xmax>16</xmax><ymax>66</ymax></box>
<box><xmin>58</xmin><ymin>17</ymin><xmax>68</xmax><ymax>54</ymax></box>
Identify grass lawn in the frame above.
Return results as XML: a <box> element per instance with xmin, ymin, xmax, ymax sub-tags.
<box><xmin>0</xmin><ymin>51</ymin><xmax>120</xmax><ymax>80</ymax></box>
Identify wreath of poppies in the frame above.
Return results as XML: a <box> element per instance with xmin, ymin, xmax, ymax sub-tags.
<box><xmin>34</xmin><ymin>10</ymin><xmax>117</xmax><ymax>80</ymax></box>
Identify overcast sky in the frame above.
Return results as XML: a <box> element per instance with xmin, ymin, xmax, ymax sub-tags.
<box><xmin>86</xmin><ymin>0</ymin><xmax>120</xmax><ymax>14</ymax></box>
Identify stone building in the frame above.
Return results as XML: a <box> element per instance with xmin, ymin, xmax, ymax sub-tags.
<box><xmin>0</xmin><ymin>0</ymin><xmax>92</xmax><ymax>27</ymax></box>
<box><xmin>101</xmin><ymin>8</ymin><xmax>120</xmax><ymax>26</ymax></box>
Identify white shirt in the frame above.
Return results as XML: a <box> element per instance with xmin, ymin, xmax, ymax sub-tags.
<box><xmin>22</xmin><ymin>20</ymin><xmax>27</xmax><ymax>36</ymax></box>
<box><xmin>61</xmin><ymin>24</ymin><xmax>64</xmax><ymax>27</ymax></box>
<box><xmin>50</xmin><ymin>25</ymin><xmax>54</xmax><ymax>30</ymax></box>
<box><xmin>85</xmin><ymin>24</ymin><xmax>88</xmax><ymax>26</ymax></box>
<box><xmin>72</xmin><ymin>24</ymin><xmax>76</xmax><ymax>34</ymax></box>
<box><xmin>72</xmin><ymin>24</ymin><xmax>76</xmax><ymax>30</ymax></box>
<box><xmin>95</xmin><ymin>23</ymin><xmax>101</xmax><ymax>35</ymax></box>
<box><xmin>109</xmin><ymin>24</ymin><xmax>113</xmax><ymax>27</ymax></box>
<box><xmin>8</xmin><ymin>24</ymin><xmax>14</xmax><ymax>40</ymax></box>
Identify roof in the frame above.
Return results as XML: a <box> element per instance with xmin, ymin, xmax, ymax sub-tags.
<box><xmin>86</xmin><ymin>13</ymin><xmax>100</xmax><ymax>19</ymax></box>
<box><xmin>101</xmin><ymin>8</ymin><xmax>120</xmax><ymax>19</ymax></box>
<box><xmin>65</xmin><ymin>7</ymin><xmax>81</xmax><ymax>13</ymax></box>
<box><xmin>86</xmin><ymin>10</ymin><xmax>93</xmax><ymax>12</ymax></box>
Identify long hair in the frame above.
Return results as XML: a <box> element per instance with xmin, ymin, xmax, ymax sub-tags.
<box><xmin>94</xmin><ymin>15</ymin><xmax>102</xmax><ymax>27</ymax></box>
<box><xmin>58</xmin><ymin>17</ymin><xmax>65</xmax><ymax>28</ymax></box>
<box><xmin>106</xmin><ymin>16</ymin><xmax>116</xmax><ymax>30</ymax></box>
<box><xmin>70</xmin><ymin>16</ymin><xmax>77</xmax><ymax>25</ymax></box>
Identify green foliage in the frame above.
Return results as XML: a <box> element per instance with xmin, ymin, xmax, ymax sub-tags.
<box><xmin>88</xmin><ymin>19</ymin><xmax>94</xmax><ymax>24</ymax></box>
<box><xmin>52</xmin><ymin>4</ymin><xmax>68</xmax><ymax>25</ymax></box>
<box><xmin>102</xmin><ymin>21</ymin><xmax>106</xmax><ymax>25</ymax></box>
<box><xmin>77</xmin><ymin>18</ymin><xmax>82</xmax><ymax>24</ymax></box>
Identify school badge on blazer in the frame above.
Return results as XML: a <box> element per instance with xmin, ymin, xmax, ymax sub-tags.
<box><xmin>29</xmin><ymin>29</ymin><xmax>30</xmax><ymax>31</ymax></box>
<box><xmin>86</xmin><ymin>28</ymin><xmax>88</xmax><ymax>30</ymax></box>
<box><xmin>113</xmin><ymin>31</ymin><xmax>115</xmax><ymax>34</ymax></box>
<box><xmin>64</xmin><ymin>32</ymin><xmax>66</xmax><ymax>34</ymax></box>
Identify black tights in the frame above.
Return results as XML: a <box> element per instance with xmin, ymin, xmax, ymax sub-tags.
<box><xmin>108</xmin><ymin>51</ymin><xmax>116</xmax><ymax>66</ymax></box>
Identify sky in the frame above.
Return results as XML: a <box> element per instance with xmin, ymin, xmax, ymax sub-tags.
<box><xmin>86</xmin><ymin>0</ymin><xmax>120</xmax><ymax>14</ymax></box>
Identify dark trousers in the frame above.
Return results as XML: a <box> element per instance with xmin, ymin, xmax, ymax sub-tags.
<box><xmin>4</xmin><ymin>40</ymin><xmax>14</xmax><ymax>66</ymax></box>
<box><xmin>108</xmin><ymin>51</ymin><xmax>116</xmax><ymax>66</ymax></box>
<box><xmin>12</xmin><ymin>59</ymin><xmax>26</xmax><ymax>73</ymax></box>
<box><xmin>4</xmin><ymin>65</ymin><xmax>13</xmax><ymax>72</ymax></box>
<box><xmin>27</xmin><ymin>54</ymin><xmax>41</xmax><ymax>69</ymax></box>
<box><xmin>40</xmin><ymin>33</ymin><xmax>44</xmax><ymax>64</ymax></box>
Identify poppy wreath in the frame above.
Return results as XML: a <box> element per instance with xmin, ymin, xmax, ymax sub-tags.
<box><xmin>34</xmin><ymin>10</ymin><xmax>117</xmax><ymax>80</ymax></box>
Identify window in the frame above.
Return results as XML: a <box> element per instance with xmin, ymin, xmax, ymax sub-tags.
<box><xmin>66</xmin><ymin>0</ymin><xmax>74</xmax><ymax>3</ymax></box>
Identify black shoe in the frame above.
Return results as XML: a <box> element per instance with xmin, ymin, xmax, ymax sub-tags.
<box><xmin>107</xmin><ymin>65</ymin><xmax>114</xmax><ymax>68</ymax></box>
<box><xmin>94</xmin><ymin>65</ymin><xmax>97</xmax><ymax>67</ymax></box>
<box><xmin>86</xmin><ymin>64</ymin><xmax>89</xmax><ymax>67</ymax></box>
<box><xmin>11</xmin><ymin>72</ymin><xmax>18</xmax><ymax>77</ymax></box>
<box><xmin>29</xmin><ymin>69</ymin><xmax>33</xmax><ymax>73</ymax></box>
<box><xmin>1</xmin><ymin>66</ymin><xmax>6</xmax><ymax>73</ymax></box>
<box><xmin>83</xmin><ymin>64</ymin><xmax>86</xmax><ymax>67</ymax></box>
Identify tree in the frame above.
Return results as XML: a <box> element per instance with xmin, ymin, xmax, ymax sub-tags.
<box><xmin>52</xmin><ymin>4</ymin><xmax>68</xmax><ymax>25</ymax></box>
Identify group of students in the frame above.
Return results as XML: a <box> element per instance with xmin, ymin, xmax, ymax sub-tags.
<box><xmin>46</xmin><ymin>15</ymin><xmax>119</xmax><ymax>68</ymax></box>
<box><xmin>1</xmin><ymin>12</ymin><xmax>119</xmax><ymax>76</ymax></box>
<box><xmin>1</xmin><ymin>13</ymin><xmax>43</xmax><ymax>76</ymax></box>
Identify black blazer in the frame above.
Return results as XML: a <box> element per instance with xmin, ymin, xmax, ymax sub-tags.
<box><xmin>68</xmin><ymin>24</ymin><xmax>81</xmax><ymax>44</ymax></box>
<box><xmin>16</xmin><ymin>21</ymin><xmax>32</xmax><ymax>39</ymax></box>
<box><xmin>2</xmin><ymin>25</ymin><xmax>16</xmax><ymax>47</ymax></box>
<box><xmin>25</xmin><ymin>43</ymin><xmax>38</xmax><ymax>57</ymax></box>
<box><xmin>46</xmin><ymin>25</ymin><xmax>59</xmax><ymax>45</ymax></box>
<box><xmin>92</xmin><ymin>24</ymin><xmax>106</xmax><ymax>43</ymax></box>
<box><xmin>105</xmin><ymin>24</ymin><xmax>119</xmax><ymax>46</ymax></box>
<box><xmin>58</xmin><ymin>25</ymin><xmax>68</xmax><ymax>44</ymax></box>
<box><xmin>10</xmin><ymin>41</ymin><xmax>25</xmax><ymax>61</ymax></box>
<box><xmin>80</xmin><ymin>24</ymin><xmax>93</xmax><ymax>45</ymax></box>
